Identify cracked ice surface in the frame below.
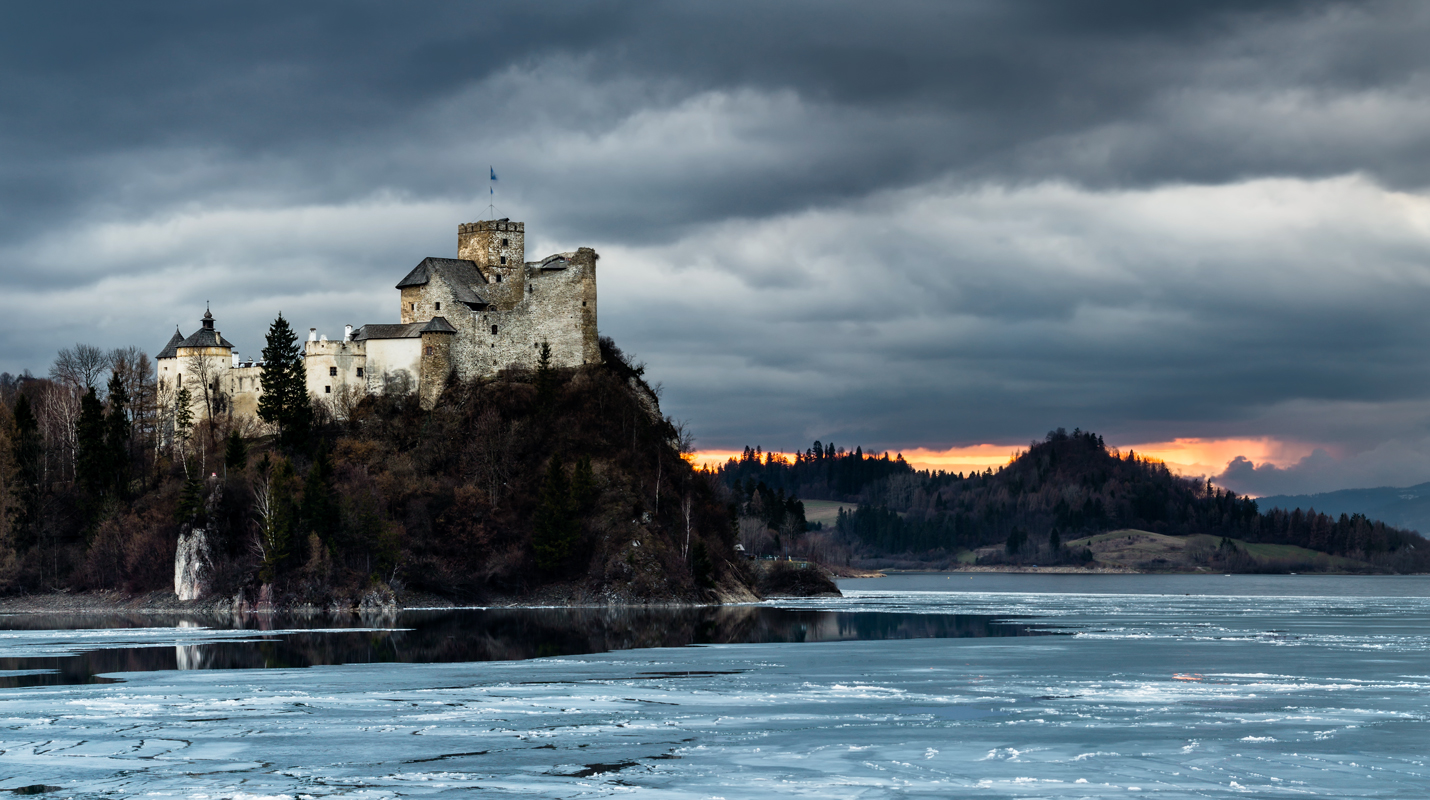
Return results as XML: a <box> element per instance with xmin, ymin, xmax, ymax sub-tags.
<box><xmin>2</xmin><ymin>576</ymin><xmax>1429</xmax><ymax>798</ymax></box>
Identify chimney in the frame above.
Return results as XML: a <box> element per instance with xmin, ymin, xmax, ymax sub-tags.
<box><xmin>232</xmin><ymin>352</ymin><xmax>239</xmax><ymax>367</ymax></box>
<box><xmin>320</xmin><ymin>334</ymin><xmax>327</xmax><ymax>342</ymax></box>
<box><xmin>344</xmin><ymin>324</ymin><xmax>353</xmax><ymax>342</ymax></box>
<box><xmin>308</xmin><ymin>327</ymin><xmax>318</xmax><ymax>342</ymax></box>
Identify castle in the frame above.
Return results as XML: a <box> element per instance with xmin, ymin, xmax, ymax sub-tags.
<box><xmin>157</xmin><ymin>218</ymin><xmax>599</xmax><ymax>421</ymax></box>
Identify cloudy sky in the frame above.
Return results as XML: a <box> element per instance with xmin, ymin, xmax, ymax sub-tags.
<box><xmin>3</xmin><ymin>1</ymin><xmax>1430</xmax><ymax>496</ymax></box>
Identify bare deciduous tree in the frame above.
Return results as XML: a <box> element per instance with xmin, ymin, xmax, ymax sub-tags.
<box><xmin>37</xmin><ymin>379</ymin><xmax>80</xmax><ymax>485</ymax></box>
<box><xmin>465</xmin><ymin>408</ymin><xmax>516</xmax><ymax>509</ymax></box>
<box><xmin>739</xmin><ymin>516</ymin><xmax>774</xmax><ymax>556</ymax></box>
<box><xmin>682</xmin><ymin>494</ymin><xmax>693</xmax><ymax>560</ymax></box>
<box><xmin>184</xmin><ymin>351</ymin><xmax>228</xmax><ymax>468</ymax></box>
<box><xmin>51</xmin><ymin>343</ymin><xmax>109</xmax><ymax>391</ymax></box>
<box><xmin>109</xmin><ymin>347</ymin><xmax>156</xmax><ymax>488</ymax></box>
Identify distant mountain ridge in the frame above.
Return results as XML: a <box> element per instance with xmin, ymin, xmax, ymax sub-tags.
<box><xmin>1257</xmin><ymin>483</ymin><xmax>1430</xmax><ymax>535</ymax></box>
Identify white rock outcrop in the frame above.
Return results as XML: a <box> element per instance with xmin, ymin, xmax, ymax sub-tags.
<box><xmin>174</xmin><ymin>525</ymin><xmax>215</xmax><ymax>601</ymax></box>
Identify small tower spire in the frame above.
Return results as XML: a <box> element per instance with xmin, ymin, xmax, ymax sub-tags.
<box><xmin>202</xmin><ymin>303</ymin><xmax>215</xmax><ymax>331</ymax></box>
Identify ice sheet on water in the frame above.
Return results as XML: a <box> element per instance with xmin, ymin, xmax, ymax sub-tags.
<box><xmin>1</xmin><ymin>579</ymin><xmax>1428</xmax><ymax>797</ymax></box>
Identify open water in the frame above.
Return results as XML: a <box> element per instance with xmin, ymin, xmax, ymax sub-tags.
<box><xmin>0</xmin><ymin>573</ymin><xmax>1426</xmax><ymax>798</ymax></box>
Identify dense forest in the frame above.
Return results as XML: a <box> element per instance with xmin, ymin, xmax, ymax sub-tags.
<box><xmin>0</xmin><ymin>332</ymin><xmax>756</xmax><ymax>605</ymax></box>
<box><xmin>717</xmin><ymin>429</ymin><xmax>1430</xmax><ymax>573</ymax></box>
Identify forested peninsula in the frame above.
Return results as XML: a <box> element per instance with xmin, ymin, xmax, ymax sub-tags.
<box><xmin>0</xmin><ymin>332</ymin><xmax>833</xmax><ymax>611</ymax></box>
<box><xmin>718</xmin><ymin>429</ymin><xmax>1430</xmax><ymax>574</ymax></box>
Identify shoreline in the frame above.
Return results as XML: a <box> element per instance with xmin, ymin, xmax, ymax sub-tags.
<box><xmin>844</xmin><ymin>565</ymin><xmax>1419</xmax><ymax>576</ymax></box>
<box><xmin>0</xmin><ymin>587</ymin><xmax>820</xmax><ymax>616</ymax></box>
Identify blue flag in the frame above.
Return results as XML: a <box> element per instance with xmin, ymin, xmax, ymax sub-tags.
<box><xmin>490</xmin><ymin>166</ymin><xmax>498</xmax><ymax>182</ymax></box>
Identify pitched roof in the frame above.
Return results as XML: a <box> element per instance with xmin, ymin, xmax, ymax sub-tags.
<box><xmin>156</xmin><ymin>329</ymin><xmax>185</xmax><ymax>359</ymax></box>
<box><xmin>352</xmin><ymin>323</ymin><xmax>425</xmax><ymax>341</ymax></box>
<box><xmin>396</xmin><ymin>257</ymin><xmax>490</xmax><ymax>310</ymax></box>
<box><xmin>353</xmin><ymin>316</ymin><xmax>460</xmax><ymax>341</ymax></box>
<box><xmin>176</xmin><ymin>328</ymin><xmax>234</xmax><ymax>350</ymax></box>
<box><xmin>536</xmin><ymin>252</ymin><xmax>575</xmax><ymax>270</ymax></box>
<box><xmin>420</xmin><ymin>316</ymin><xmax>458</xmax><ymax>334</ymax></box>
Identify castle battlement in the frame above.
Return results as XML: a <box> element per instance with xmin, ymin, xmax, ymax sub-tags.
<box><xmin>458</xmin><ymin>219</ymin><xmax>525</xmax><ymax>235</ymax></box>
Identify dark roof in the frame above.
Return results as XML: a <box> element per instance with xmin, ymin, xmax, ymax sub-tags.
<box><xmin>177</xmin><ymin>328</ymin><xmax>234</xmax><ymax>350</ymax></box>
<box><xmin>353</xmin><ymin>323</ymin><xmax>424</xmax><ymax>341</ymax></box>
<box><xmin>536</xmin><ymin>253</ymin><xmax>574</xmax><ymax>270</ymax></box>
<box><xmin>395</xmin><ymin>257</ymin><xmax>489</xmax><ymax>310</ymax></box>
<box><xmin>421</xmin><ymin>316</ymin><xmax>458</xmax><ymax>334</ymax></box>
<box><xmin>156</xmin><ymin>329</ymin><xmax>184</xmax><ymax>359</ymax></box>
<box><xmin>352</xmin><ymin>317</ymin><xmax>457</xmax><ymax>341</ymax></box>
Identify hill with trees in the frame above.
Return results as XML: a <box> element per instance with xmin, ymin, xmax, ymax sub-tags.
<box><xmin>717</xmin><ymin>429</ymin><xmax>1430</xmax><ymax>574</ymax></box>
<box><xmin>1257</xmin><ymin>482</ymin><xmax>1430</xmax><ymax>536</ymax></box>
<box><xmin>0</xmin><ymin>334</ymin><xmax>796</xmax><ymax>607</ymax></box>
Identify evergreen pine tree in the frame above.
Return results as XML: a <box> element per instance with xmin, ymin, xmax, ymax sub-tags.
<box><xmin>1005</xmin><ymin>527</ymin><xmax>1027</xmax><ymax>556</ymax></box>
<box><xmin>570</xmin><ymin>455</ymin><xmax>598</xmax><ymax>513</ymax></box>
<box><xmin>299</xmin><ymin>442</ymin><xmax>340</xmax><ymax>544</ymax></box>
<box><xmin>11</xmin><ymin>395</ymin><xmax>40</xmax><ymax>550</ymax></box>
<box><xmin>173</xmin><ymin>385</ymin><xmax>194</xmax><ymax>461</ymax></box>
<box><xmin>103</xmin><ymin>372</ymin><xmax>130</xmax><ymax>497</ymax></box>
<box><xmin>176</xmin><ymin>465</ymin><xmax>205</xmax><ymax>524</ymax></box>
<box><xmin>535</xmin><ymin>341</ymin><xmax>555</xmax><ymax>408</ymax></box>
<box><xmin>1049</xmin><ymin>528</ymin><xmax>1061</xmax><ymax>552</ymax></box>
<box><xmin>258</xmin><ymin>313</ymin><xmax>312</xmax><ymax>451</ymax></box>
<box><xmin>532</xmin><ymin>454</ymin><xmax>577</xmax><ymax>571</ymax></box>
<box><xmin>224</xmin><ymin>430</ymin><xmax>248</xmax><ymax>473</ymax></box>
<box><xmin>75</xmin><ymin>387</ymin><xmax>107</xmax><ymax>501</ymax></box>
<box><xmin>690</xmin><ymin>539</ymin><xmax>715</xmax><ymax>589</ymax></box>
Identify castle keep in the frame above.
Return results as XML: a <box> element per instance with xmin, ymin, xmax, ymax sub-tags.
<box><xmin>158</xmin><ymin>219</ymin><xmax>599</xmax><ymax>419</ymax></box>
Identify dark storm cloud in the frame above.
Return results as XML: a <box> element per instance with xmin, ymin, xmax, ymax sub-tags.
<box><xmin>3</xmin><ymin>1</ymin><xmax>1430</xmax><ymax>494</ymax></box>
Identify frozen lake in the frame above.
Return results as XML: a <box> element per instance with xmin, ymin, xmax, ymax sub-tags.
<box><xmin>2</xmin><ymin>573</ymin><xmax>1428</xmax><ymax>798</ymax></box>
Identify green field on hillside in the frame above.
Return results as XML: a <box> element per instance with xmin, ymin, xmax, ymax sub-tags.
<box><xmin>1063</xmin><ymin>529</ymin><xmax>1369</xmax><ymax>572</ymax></box>
<box><xmin>801</xmin><ymin>499</ymin><xmax>856</xmax><ymax>528</ymax></box>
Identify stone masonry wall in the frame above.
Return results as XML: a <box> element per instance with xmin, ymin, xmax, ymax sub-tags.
<box><xmin>436</xmin><ymin>246</ymin><xmax>598</xmax><ymax>378</ymax></box>
<box><xmin>418</xmin><ymin>331</ymin><xmax>454</xmax><ymax>408</ymax></box>
<box><xmin>304</xmin><ymin>339</ymin><xmax>367</xmax><ymax>404</ymax></box>
<box><xmin>227</xmin><ymin>366</ymin><xmax>263</xmax><ymax>420</ymax></box>
<box><xmin>458</xmin><ymin>220</ymin><xmax>525</xmax><ymax>309</ymax></box>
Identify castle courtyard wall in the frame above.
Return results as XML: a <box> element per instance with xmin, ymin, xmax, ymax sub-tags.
<box><xmin>363</xmin><ymin>338</ymin><xmax>421</xmax><ymax>394</ymax></box>
<box><xmin>304</xmin><ymin>339</ymin><xmax>367</xmax><ymax>402</ymax></box>
<box><xmin>436</xmin><ymin>248</ymin><xmax>598</xmax><ymax>378</ymax></box>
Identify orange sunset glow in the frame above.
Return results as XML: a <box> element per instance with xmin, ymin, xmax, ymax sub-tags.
<box><xmin>693</xmin><ymin>437</ymin><xmax>1316</xmax><ymax>490</ymax></box>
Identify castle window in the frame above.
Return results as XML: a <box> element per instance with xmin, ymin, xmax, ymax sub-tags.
<box><xmin>500</xmin><ymin>256</ymin><xmax>507</xmax><ymax>265</ymax></box>
<box><xmin>329</xmin><ymin>366</ymin><xmax>337</xmax><ymax>376</ymax></box>
<box><xmin>324</xmin><ymin>386</ymin><xmax>331</xmax><ymax>393</ymax></box>
<box><xmin>356</xmin><ymin>367</ymin><xmax>364</xmax><ymax>378</ymax></box>
<box><xmin>501</xmin><ymin>238</ymin><xmax>508</xmax><ymax>246</ymax></box>
<box><xmin>582</xmin><ymin>301</ymin><xmax>586</xmax><ymax>307</ymax></box>
<box><xmin>491</xmin><ymin>325</ymin><xmax>498</xmax><ymax>335</ymax></box>
<box><xmin>411</xmin><ymin>302</ymin><xmax>415</xmax><ymax>311</ymax></box>
<box><xmin>435</xmin><ymin>302</ymin><xmax>441</xmax><ymax>311</ymax></box>
<box><xmin>424</xmin><ymin>346</ymin><xmax>434</xmax><ymax>355</ymax></box>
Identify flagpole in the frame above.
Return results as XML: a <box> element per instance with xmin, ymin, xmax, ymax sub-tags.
<box><xmin>488</xmin><ymin>165</ymin><xmax>497</xmax><ymax>220</ymax></box>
